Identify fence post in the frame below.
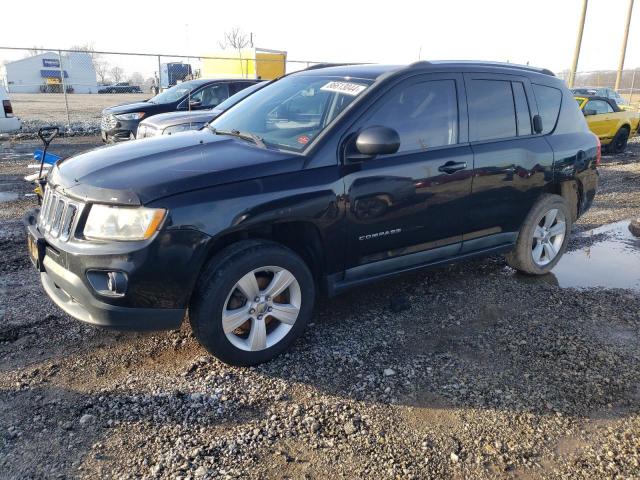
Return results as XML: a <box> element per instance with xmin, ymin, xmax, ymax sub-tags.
<box><xmin>58</xmin><ymin>50</ymin><xmax>71</xmax><ymax>127</ymax></box>
<box><xmin>157</xmin><ymin>55</ymin><xmax>162</xmax><ymax>93</ymax></box>
<box><xmin>631</xmin><ymin>69</ymin><xmax>637</xmax><ymax>105</ymax></box>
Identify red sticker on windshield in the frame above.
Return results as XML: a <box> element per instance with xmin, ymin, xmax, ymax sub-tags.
<box><xmin>297</xmin><ymin>135</ymin><xmax>310</xmax><ymax>145</ymax></box>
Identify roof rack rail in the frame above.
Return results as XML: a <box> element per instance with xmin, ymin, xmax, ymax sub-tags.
<box><xmin>304</xmin><ymin>62</ymin><xmax>361</xmax><ymax>71</ymax></box>
<box><xmin>406</xmin><ymin>60</ymin><xmax>556</xmax><ymax>77</ymax></box>
<box><xmin>408</xmin><ymin>61</ymin><xmax>432</xmax><ymax>68</ymax></box>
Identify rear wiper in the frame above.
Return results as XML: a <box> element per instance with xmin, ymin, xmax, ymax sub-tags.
<box><xmin>207</xmin><ymin>126</ymin><xmax>267</xmax><ymax>149</ymax></box>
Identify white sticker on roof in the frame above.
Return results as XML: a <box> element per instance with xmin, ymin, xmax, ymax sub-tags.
<box><xmin>320</xmin><ymin>81</ymin><xmax>366</xmax><ymax>96</ymax></box>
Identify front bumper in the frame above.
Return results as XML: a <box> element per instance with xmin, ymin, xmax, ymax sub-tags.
<box><xmin>24</xmin><ymin>208</ymin><xmax>209</xmax><ymax>331</ymax></box>
<box><xmin>101</xmin><ymin>117</ymin><xmax>141</xmax><ymax>143</ymax></box>
<box><xmin>40</xmin><ymin>255</ymin><xmax>184</xmax><ymax>330</ymax></box>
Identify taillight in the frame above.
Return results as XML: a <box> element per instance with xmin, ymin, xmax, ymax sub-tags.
<box><xmin>2</xmin><ymin>100</ymin><xmax>13</xmax><ymax>118</ymax></box>
<box><xmin>594</xmin><ymin>134</ymin><xmax>601</xmax><ymax>167</ymax></box>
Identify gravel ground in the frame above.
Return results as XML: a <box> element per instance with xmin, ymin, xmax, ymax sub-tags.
<box><xmin>0</xmin><ymin>136</ymin><xmax>639</xmax><ymax>479</ymax></box>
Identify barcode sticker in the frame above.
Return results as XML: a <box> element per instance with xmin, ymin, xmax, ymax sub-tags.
<box><xmin>320</xmin><ymin>81</ymin><xmax>367</xmax><ymax>96</ymax></box>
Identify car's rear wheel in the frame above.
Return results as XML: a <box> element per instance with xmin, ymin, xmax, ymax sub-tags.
<box><xmin>610</xmin><ymin>127</ymin><xmax>629</xmax><ymax>154</ymax></box>
<box><xmin>189</xmin><ymin>240</ymin><xmax>315</xmax><ymax>366</ymax></box>
<box><xmin>506</xmin><ymin>194</ymin><xmax>571</xmax><ymax>275</ymax></box>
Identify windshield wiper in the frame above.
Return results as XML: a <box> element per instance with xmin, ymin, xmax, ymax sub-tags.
<box><xmin>207</xmin><ymin>126</ymin><xmax>267</xmax><ymax>149</ymax></box>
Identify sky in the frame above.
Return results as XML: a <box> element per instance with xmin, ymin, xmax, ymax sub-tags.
<box><xmin>1</xmin><ymin>0</ymin><xmax>637</xmax><ymax>77</ymax></box>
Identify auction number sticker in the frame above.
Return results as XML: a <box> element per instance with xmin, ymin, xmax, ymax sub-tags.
<box><xmin>320</xmin><ymin>81</ymin><xmax>367</xmax><ymax>96</ymax></box>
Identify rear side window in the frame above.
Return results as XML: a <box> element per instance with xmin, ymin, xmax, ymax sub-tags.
<box><xmin>364</xmin><ymin>80</ymin><xmax>458</xmax><ymax>152</ymax></box>
<box><xmin>532</xmin><ymin>84</ymin><xmax>562</xmax><ymax>134</ymax></box>
<box><xmin>468</xmin><ymin>80</ymin><xmax>516</xmax><ymax>141</ymax></box>
<box><xmin>512</xmin><ymin>82</ymin><xmax>532</xmax><ymax>136</ymax></box>
<box><xmin>585</xmin><ymin>99</ymin><xmax>613</xmax><ymax>114</ymax></box>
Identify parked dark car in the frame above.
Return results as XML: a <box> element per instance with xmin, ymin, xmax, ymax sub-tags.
<box><xmin>98</xmin><ymin>82</ymin><xmax>143</xmax><ymax>94</ymax></box>
<box><xmin>136</xmin><ymin>81</ymin><xmax>267</xmax><ymax>138</ymax></box>
<box><xmin>100</xmin><ymin>79</ymin><xmax>261</xmax><ymax>142</ymax></box>
<box><xmin>26</xmin><ymin>62</ymin><xmax>599</xmax><ymax>366</ymax></box>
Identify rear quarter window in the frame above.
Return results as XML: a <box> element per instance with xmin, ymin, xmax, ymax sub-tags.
<box><xmin>532</xmin><ymin>84</ymin><xmax>562</xmax><ymax>134</ymax></box>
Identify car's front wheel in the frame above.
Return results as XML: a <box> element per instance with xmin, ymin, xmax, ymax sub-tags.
<box><xmin>506</xmin><ymin>194</ymin><xmax>571</xmax><ymax>275</ymax></box>
<box><xmin>190</xmin><ymin>240</ymin><xmax>315</xmax><ymax>366</ymax></box>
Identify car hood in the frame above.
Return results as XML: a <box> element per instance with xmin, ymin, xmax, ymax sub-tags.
<box><xmin>141</xmin><ymin>110</ymin><xmax>217</xmax><ymax>129</ymax></box>
<box><xmin>50</xmin><ymin>130</ymin><xmax>303</xmax><ymax>205</ymax></box>
<box><xmin>103</xmin><ymin>101</ymin><xmax>152</xmax><ymax>115</ymax></box>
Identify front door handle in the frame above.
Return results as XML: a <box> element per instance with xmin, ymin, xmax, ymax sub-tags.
<box><xmin>438</xmin><ymin>161</ymin><xmax>467</xmax><ymax>174</ymax></box>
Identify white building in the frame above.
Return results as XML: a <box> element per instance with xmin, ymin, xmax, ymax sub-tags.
<box><xmin>4</xmin><ymin>52</ymin><xmax>98</xmax><ymax>94</ymax></box>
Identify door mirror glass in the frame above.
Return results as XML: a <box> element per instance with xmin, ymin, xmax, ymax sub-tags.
<box><xmin>355</xmin><ymin>126</ymin><xmax>400</xmax><ymax>156</ymax></box>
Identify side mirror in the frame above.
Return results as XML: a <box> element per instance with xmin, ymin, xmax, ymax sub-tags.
<box><xmin>189</xmin><ymin>100</ymin><xmax>202</xmax><ymax>109</ymax></box>
<box><xmin>355</xmin><ymin>126</ymin><xmax>400</xmax><ymax>157</ymax></box>
<box><xmin>583</xmin><ymin>109</ymin><xmax>597</xmax><ymax>116</ymax></box>
<box><xmin>532</xmin><ymin>114</ymin><xmax>543</xmax><ymax>134</ymax></box>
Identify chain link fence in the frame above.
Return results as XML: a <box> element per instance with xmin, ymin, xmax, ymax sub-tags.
<box><xmin>0</xmin><ymin>46</ymin><xmax>325</xmax><ymax>135</ymax></box>
<box><xmin>2</xmin><ymin>45</ymin><xmax>639</xmax><ymax>135</ymax></box>
<box><xmin>556</xmin><ymin>69</ymin><xmax>640</xmax><ymax>107</ymax></box>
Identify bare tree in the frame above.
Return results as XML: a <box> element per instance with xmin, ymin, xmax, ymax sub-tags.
<box><xmin>218</xmin><ymin>28</ymin><xmax>253</xmax><ymax>77</ymax></box>
<box><xmin>128</xmin><ymin>72</ymin><xmax>144</xmax><ymax>87</ymax></box>
<box><xmin>68</xmin><ymin>43</ymin><xmax>100</xmax><ymax>60</ymax></box>
<box><xmin>26</xmin><ymin>46</ymin><xmax>44</xmax><ymax>57</ymax></box>
<box><xmin>69</xmin><ymin>43</ymin><xmax>109</xmax><ymax>86</ymax></box>
<box><xmin>111</xmin><ymin>66</ymin><xmax>124</xmax><ymax>83</ymax></box>
<box><xmin>94</xmin><ymin>61</ymin><xmax>110</xmax><ymax>84</ymax></box>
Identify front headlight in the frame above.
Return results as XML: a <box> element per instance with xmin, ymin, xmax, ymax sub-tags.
<box><xmin>84</xmin><ymin>205</ymin><xmax>166</xmax><ymax>241</ymax></box>
<box><xmin>163</xmin><ymin>123</ymin><xmax>204</xmax><ymax>135</ymax></box>
<box><xmin>114</xmin><ymin>112</ymin><xmax>145</xmax><ymax>121</ymax></box>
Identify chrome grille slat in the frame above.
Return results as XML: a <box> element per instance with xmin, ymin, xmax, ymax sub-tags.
<box><xmin>50</xmin><ymin>199</ymin><xmax>66</xmax><ymax>237</ymax></box>
<box><xmin>60</xmin><ymin>204</ymin><xmax>77</xmax><ymax>241</ymax></box>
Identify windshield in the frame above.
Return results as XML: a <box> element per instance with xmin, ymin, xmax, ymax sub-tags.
<box><xmin>213</xmin><ymin>82</ymin><xmax>267</xmax><ymax>112</ymax></box>
<box><xmin>209</xmin><ymin>75</ymin><xmax>373</xmax><ymax>152</ymax></box>
<box><xmin>149</xmin><ymin>81</ymin><xmax>199</xmax><ymax>104</ymax></box>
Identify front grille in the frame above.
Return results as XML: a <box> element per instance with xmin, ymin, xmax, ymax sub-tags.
<box><xmin>100</xmin><ymin>114</ymin><xmax>117</xmax><ymax>131</ymax></box>
<box><xmin>38</xmin><ymin>186</ymin><xmax>84</xmax><ymax>241</ymax></box>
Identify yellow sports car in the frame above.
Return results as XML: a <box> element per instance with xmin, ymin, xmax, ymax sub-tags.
<box><xmin>575</xmin><ymin>96</ymin><xmax>640</xmax><ymax>153</ymax></box>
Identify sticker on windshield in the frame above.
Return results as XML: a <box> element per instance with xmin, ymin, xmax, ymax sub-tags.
<box><xmin>320</xmin><ymin>81</ymin><xmax>366</xmax><ymax>96</ymax></box>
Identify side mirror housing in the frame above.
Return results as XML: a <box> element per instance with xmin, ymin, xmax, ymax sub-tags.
<box><xmin>583</xmin><ymin>109</ymin><xmax>597</xmax><ymax>116</ymax></box>
<box><xmin>355</xmin><ymin>126</ymin><xmax>400</xmax><ymax>157</ymax></box>
<box><xmin>532</xmin><ymin>114</ymin><xmax>544</xmax><ymax>134</ymax></box>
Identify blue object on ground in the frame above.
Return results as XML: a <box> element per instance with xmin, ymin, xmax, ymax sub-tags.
<box><xmin>34</xmin><ymin>150</ymin><xmax>62</xmax><ymax>165</ymax></box>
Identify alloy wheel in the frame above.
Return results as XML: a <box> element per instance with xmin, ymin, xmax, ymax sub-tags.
<box><xmin>531</xmin><ymin>208</ymin><xmax>566</xmax><ymax>266</ymax></box>
<box><xmin>222</xmin><ymin>266</ymin><xmax>301</xmax><ymax>352</ymax></box>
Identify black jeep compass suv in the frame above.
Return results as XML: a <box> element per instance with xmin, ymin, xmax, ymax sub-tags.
<box><xmin>26</xmin><ymin>62</ymin><xmax>599</xmax><ymax>366</ymax></box>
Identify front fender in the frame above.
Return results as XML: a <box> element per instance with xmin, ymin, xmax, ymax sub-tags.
<box><xmin>152</xmin><ymin>165</ymin><xmax>346</xmax><ymax>277</ymax></box>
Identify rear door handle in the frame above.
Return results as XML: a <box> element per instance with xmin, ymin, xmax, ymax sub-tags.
<box><xmin>438</xmin><ymin>161</ymin><xmax>467</xmax><ymax>174</ymax></box>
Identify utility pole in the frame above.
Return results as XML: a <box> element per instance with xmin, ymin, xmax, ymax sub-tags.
<box><xmin>569</xmin><ymin>0</ymin><xmax>589</xmax><ymax>88</ymax></box>
<box><xmin>615</xmin><ymin>0</ymin><xmax>634</xmax><ymax>91</ymax></box>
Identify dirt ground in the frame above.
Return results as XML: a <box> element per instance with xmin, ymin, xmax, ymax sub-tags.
<box><xmin>0</xmin><ymin>136</ymin><xmax>639</xmax><ymax>479</ymax></box>
<box><xmin>7</xmin><ymin>93</ymin><xmax>150</xmax><ymax>132</ymax></box>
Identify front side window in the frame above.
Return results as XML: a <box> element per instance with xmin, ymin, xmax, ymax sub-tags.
<box><xmin>468</xmin><ymin>79</ymin><xmax>517</xmax><ymax>141</ymax></box>
<box><xmin>149</xmin><ymin>81</ymin><xmax>199</xmax><ymax>104</ymax></box>
<box><xmin>189</xmin><ymin>84</ymin><xmax>230</xmax><ymax>108</ymax></box>
<box><xmin>361</xmin><ymin>80</ymin><xmax>458</xmax><ymax>152</ymax></box>
<box><xmin>210</xmin><ymin>75</ymin><xmax>372</xmax><ymax>152</ymax></box>
<box><xmin>585</xmin><ymin>99</ymin><xmax>613</xmax><ymax>114</ymax></box>
<box><xmin>532</xmin><ymin>84</ymin><xmax>562</xmax><ymax>134</ymax></box>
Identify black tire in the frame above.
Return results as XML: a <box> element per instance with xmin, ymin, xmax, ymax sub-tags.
<box><xmin>505</xmin><ymin>194</ymin><xmax>572</xmax><ymax>275</ymax></box>
<box><xmin>189</xmin><ymin>240</ymin><xmax>315</xmax><ymax>366</ymax></box>
<box><xmin>610</xmin><ymin>127</ymin><xmax>629</xmax><ymax>154</ymax></box>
